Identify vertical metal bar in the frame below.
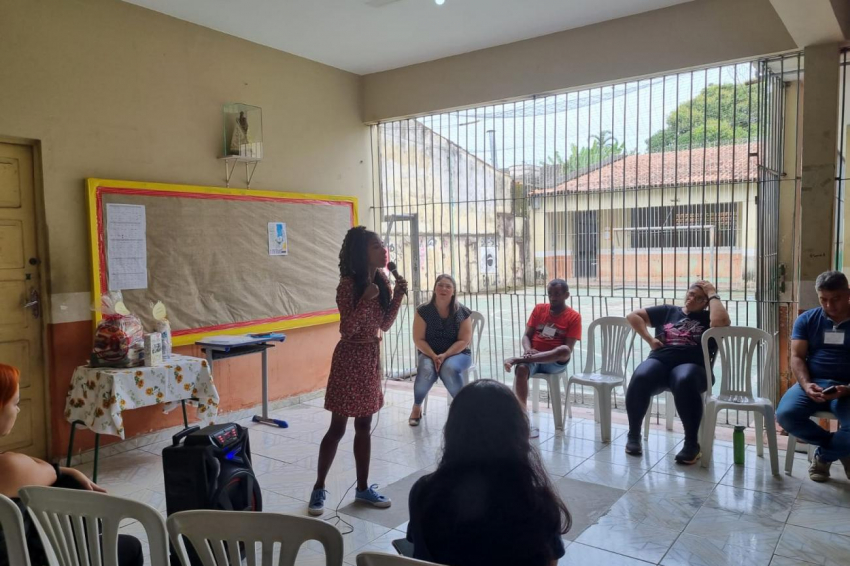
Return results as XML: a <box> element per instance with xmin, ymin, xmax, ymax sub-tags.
<box><xmin>417</xmin><ymin>119</ymin><xmax>428</xmax><ymax>311</ymax></box>
<box><xmin>673</xmin><ymin>73</ymin><xmax>680</xmax><ymax>296</ymax></box>
<box><xmin>429</xmin><ymin>117</ymin><xmax>435</xmax><ymax>286</ymax></box>
<box><xmin>837</xmin><ymin>51</ymin><xmax>848</xmax><ymax>266</ymax></box>
<box><xmin>744</xmin><ymin>62</ymin><xmax>753</xmax><ymax>319</ymax></box>
<box><xmin>381</xmin><ymin>123</ymin><xmax>390</xmax><ymax>373</ymax></box>
<box><xmin>531</xmin><ymin>96</ymin><xmax>546</xmax><ymax>302</ymax></box>
<box><xmin>715</xmin><ymin>67</ymin><xmax>723</xmax><ymax>281</ymax></box>
<box><xmin>687</xmin><ymin>71</ymin><xmax>694</xmax><ymax>284</ymax></box>
<box><xmin>622</xmin><ymin>83</ymin><xmax>628</xmax><ymax>305</ymax></box>
<box><xmin>439</xmin><ymin>114</ymin><xmax>445</xmax><ymax>279</ymax></box>
<box><xmin>702</xmin><ymin>67</ymin><xmax>709</xmax><ymax>274</ymax></box>
<box><xmin>636</xmin><ymin>80</ymin><xmax>641</xmax><ymax>298</ymax></box>
<box><xmin>792</xmin><ymin>53</ymin><xmax>801</xmax><ymax>303</ymax></box>
<box><xmin>647</xmin><ymin>78</ymin><xmax>654</xmax><ymax>302</ymax></box>
<box><xmin>552</xmin><ymin>95</ymin><xmax>559</xmax><ymax>281</ymax></box>
<box><xmin>599</xmin><ymin>86</ymin><xmax>605</xmax><ymax>299</ymax></box>
<box><xmin>543</xmin><ymin>95</ymin><xmax>549</xmax><ymax>290</ymax></box>
<box><xmin>660</xmin><ymin>75</ymin><xmax>666</xmax><ymax>301</ymax></box>
<box><xmin>482</xmin><ymin>105</ymin><xmax>495</xmax><ymax>378</ymax></box>
<box><xmin>731</xmin><ymin>67</ymin><xmax>739</xmax><ymax>300</ymax></box>
<box><xmin>500</xmin><ymin>105</ymin><xmax>507</xmax><ymax>367</ymax></box>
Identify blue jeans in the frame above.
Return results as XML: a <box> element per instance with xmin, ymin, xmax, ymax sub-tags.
<box><xmin>413</xmin><ymin>353</ymin><xmax>472</xmax><ymax>405</ymax></box>
<box><xmin>518</xmin><ymin>361</ymin><xmax>568</xmax><ymax>377</ymax></box>
<box><xmin>776</xmin><ymin>380</ymin><xmax>850</xmax><ymax>462</ymax></box>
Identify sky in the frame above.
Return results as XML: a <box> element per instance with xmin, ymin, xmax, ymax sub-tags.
<box><xmin>414</xmin><ymin>62</ymin><xmax>759</xmax><ymax>170</ymax></box>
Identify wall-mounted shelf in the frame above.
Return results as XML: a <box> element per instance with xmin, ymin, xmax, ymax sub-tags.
<box><xmin>220</xmin><ymin>156</ymin><xmax>261</xmax><ymax>188</ymax></box>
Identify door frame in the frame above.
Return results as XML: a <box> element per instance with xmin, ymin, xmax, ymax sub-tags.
<box><xmin>0</xmin><ymin>135</ymin><xmax>52</xmax><ymax>458</ymax></box>
<box><xmin>573</xmin><ymin>209</ymin><xmax>599</xmax><ymax>279</ymax></box>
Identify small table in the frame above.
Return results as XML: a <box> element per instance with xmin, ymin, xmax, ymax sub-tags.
<box><xmin>65</xmin><ymin>354</ymin><xmax>219</xmax><ymax>481</ymax></box>
<box><xmin>196</xmin><ymin>334</ymin><xmax>286</xmax><ymax>423</ymax></box>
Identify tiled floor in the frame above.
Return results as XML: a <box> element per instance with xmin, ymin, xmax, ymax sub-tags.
<box><xmin>82</xmin><ymin>385</ymin><xmax>850</xmax><ymax>566</ymax></box>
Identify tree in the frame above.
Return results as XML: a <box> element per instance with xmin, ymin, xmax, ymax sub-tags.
<box><xmin>542</xmin><ymin>130</ymin><xmax>627</xmax><ymax>175</ymax></box>
<box><xmin>647</xmin><ymin>83</ymin><xmax>758</xmax><ymax>152</ymax></box>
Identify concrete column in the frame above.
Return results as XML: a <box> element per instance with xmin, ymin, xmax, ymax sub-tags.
<box><xmin>799</xmin><ymin>43</ymin><xmax>842</xmax><ymax>309</ymax></box>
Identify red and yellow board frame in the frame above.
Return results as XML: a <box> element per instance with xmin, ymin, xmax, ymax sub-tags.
<box><xmin>86</xmin><ymin>178</ymin><xmax>358</xmax><ymax>346</ymax></box>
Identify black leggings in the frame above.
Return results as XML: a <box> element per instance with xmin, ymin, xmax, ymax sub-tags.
<box><xmin>116</xmin><ymin>535</ymin><xmax>144</xmax><ymax>566</ymax></box>
<box><xmin>626</xmin><ymin>358</ymin><xmax>708</xmax><ymax>443</ymax></box>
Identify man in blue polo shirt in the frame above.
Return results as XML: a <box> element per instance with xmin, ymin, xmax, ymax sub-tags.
<box><xmin>777</xmin><ymin>271</ymin><xmax>850</xmax><ymax>482</ymax></box>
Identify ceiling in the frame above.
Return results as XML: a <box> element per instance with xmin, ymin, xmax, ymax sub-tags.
<box><xmin>123</xmin><ymin>0</ymin><xmax>693</xmax><ymax>75</ymax></box>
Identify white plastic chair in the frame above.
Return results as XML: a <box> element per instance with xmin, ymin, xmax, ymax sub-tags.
<box><xmin>523</xmin><ymin>370</ymin><xmax>566</xmax><ymax>431</ymax></box>
<box><xmin>19</xmin><ymin>485</ymin><xmax>169</xmax><ymax>566</ymax></box>
<box><xmin>642</xmin><ymin>391</ymin><xmax>677</xmax><ymax>439</ymax></box>
<box><xmin>356</xmin><ymin>551</ymin><xmax>442</xmax><ymax>565</ymax></box>
<box><xmin>784</xmin><ymin>411</ymin><xmax>838</xmax><ymax>475</ymax></box>
<box><xmin>167</xmin><ymin>510</ymin><xmax>343</xmax><ymax>566</ymax></box>
<box><xmin>423</xmin><ymin>311</ymin><xmax>485</xmax><ymax>414</ymax></box>
<box><xmin>700</xmin><ymin>327</ymin><xmax>780</xmax><ymax>475</ymax></box>
<box><xmin>0</xmin><ymin>494</ymin><xmax>31</xmax><ymax>566</ymax></box>
<box><xmin>565</xmin><ymin>317</ymin><xmax>634</xmax><ymax>441</ymax></box>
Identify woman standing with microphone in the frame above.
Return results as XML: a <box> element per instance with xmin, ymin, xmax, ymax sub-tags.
<box><xmin>309</xmin><ymin>226</ymin><xmax>407</xmax><ymax>516</ymax></box>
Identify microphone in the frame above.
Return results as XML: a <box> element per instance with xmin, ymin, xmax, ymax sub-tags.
<box><xmin>386</xmin><ymin>262</ymin><xmax>407</xmax><ymax>294</ymax></box>
<box><xmin>386</xmin><ymin>261</ymin><xmax>400</xmax><ymax>279</ymax></box>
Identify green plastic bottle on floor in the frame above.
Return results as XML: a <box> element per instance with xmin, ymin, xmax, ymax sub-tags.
<box><xmin>733</xmin><ymin>425</ymin><xmax>746</xmax><ymax>465</ymax></box>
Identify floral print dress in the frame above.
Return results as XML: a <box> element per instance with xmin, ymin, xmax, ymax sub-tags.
<box><xmin>324</xmin><ymin>273</ymin><xmax>404</xmax><ymax>417</ymax></box>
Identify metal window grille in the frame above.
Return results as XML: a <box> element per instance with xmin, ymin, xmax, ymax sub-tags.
<box><xmin>371</xmin><ymin>53</ymin><xmax>803</xmax><ymax>424</ymax></box>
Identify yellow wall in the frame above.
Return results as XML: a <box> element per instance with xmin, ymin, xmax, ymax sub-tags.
<box><xmin>0</xmin><ymin>0</ymin><xmax>372</xmax><ymax>455</ymax></box>
<box><xmin>361</xmin><ymin>0</ymin><xmax>796</xmax><ymax>122</ymax></box>
<box><xmin>0</xmin><ymin>0</ymin><xmax>371</xmax><ymax>302</ymax></box>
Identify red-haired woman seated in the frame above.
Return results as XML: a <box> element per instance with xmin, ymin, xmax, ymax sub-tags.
<box><xmin>0</xmin><ymin>364</ymin><xmax>143</xmax><ymax>566</ymax></box>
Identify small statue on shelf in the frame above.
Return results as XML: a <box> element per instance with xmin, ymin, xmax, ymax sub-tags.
<box><xmin>229</xmin><ymin>111</ymin><xmax>249</xmax><ymax>155</ymax></box>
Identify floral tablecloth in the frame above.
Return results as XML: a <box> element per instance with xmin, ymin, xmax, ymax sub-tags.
<box><xmin>64</xmin><ymin>355</ymin><xmax>219</xmax><ymax>439</ymax></box>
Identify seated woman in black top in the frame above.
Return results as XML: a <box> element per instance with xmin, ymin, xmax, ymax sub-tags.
<box><xmin>408</xmin><ymin>274</ymin><xmax>473</xmax><ymax>426</ymax></box>
<box><xmin>406</xmin><ymin>379</ymin><xmax>571</xmax><ymax>566</ymax></box>
<box><xmin>0</xmin><ymin>363</ymin><xmax>143</xmax><ymax>566</ymax></box>
<box><xmin>624</xmin><ymin>280</ymin><xmax>730</xmax><ymax>464</ymax></box>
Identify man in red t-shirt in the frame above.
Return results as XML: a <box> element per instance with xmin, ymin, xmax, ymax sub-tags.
<box><xmin>504</xmin><ymin>279</ymin><xmax>582</xmax><ymax>436</ymax></box>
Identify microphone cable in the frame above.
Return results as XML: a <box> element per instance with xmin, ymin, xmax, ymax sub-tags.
<box><xmin>323</xmin><ymin>268</ymin><xmax>410</xmax><ymax>535</ymax></box>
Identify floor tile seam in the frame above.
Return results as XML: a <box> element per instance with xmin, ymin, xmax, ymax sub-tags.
<box><xmin>794</xmin><ymin>490</ymin><xmax>850</xmax><ymax>510</ymax></box>
<box><xmin>656</xmin><ymin>470</ymin><xmax>727</xmax><ymax>564</ymax></box>
<box><xmin>767</xmin><ymin>523</ymin><xmax>798</xmax><ymax>564</ymax></box>
<box><xmin>576</xmin><ymin>536</ymin><xmax>666</xmax><ymax>565</ymax></box>
<box><xmin>784</xmin><ymin>510</ymin><xmax>850</xmax><ymax>537</ymax></box>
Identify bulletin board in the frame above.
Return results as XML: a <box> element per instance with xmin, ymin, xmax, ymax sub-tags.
<box><xmin>87</xmin><ymin>178</ymin><xmax>357</xmax><ymax>346</ymax></box>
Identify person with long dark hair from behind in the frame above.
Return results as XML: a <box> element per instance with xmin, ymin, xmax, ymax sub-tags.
<box><xmin>308</xmin><ymin>227</ymin><xmax>407</xmax><ymax>516</ymax></box>
<box><xmin>406</xmin><ymin>380</ymin><xmax>571</xmax><ymax>566</ymax></box>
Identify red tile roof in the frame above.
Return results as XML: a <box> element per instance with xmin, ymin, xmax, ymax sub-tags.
<box><xmin>531</xmin><ymin>143</ymin><xmax>759</xmax><ymax>195</ymax></box>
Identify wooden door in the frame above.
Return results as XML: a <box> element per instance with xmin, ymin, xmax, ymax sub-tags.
<box><xmin>0</xmin><ymin>142</ymin><xmax>46</xmax><ymax>457</ymax></box>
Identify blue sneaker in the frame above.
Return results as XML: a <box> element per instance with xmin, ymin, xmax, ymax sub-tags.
<box><xmin>308</xmin><ymin>488</ymin><xmax>327</xmax><ymax>516</ymax></box>
<box><xmin>355</xmin><ymin>484</ymin><xmax>392</xmax><ymax>508</ymax></box>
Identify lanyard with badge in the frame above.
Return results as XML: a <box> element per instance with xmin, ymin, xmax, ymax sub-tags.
<box><xmin>541</xmin><ymin>311</ymin><xmax>560</xmax><ymax>338</ymax></box>
<box><xmin>825</xmin><ymin>325</ymin><xmax>845</xmax><ymax>345</ymax></box>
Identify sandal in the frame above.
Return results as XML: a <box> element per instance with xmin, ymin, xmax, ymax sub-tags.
<box><xmin>408</xmin><ymin>417</ymin><xmax>421</xmax><ymax>427</ymax></box>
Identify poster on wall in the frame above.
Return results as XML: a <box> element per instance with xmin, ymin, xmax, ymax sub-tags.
<box><xmin>268</xmin><ymin>222</ymin><xmax>288</xmax><ymax>256</ymax></box>
<box><xmin>479</xmin><ymin>246</ymin><xmax>497</xmax><ymax>274</ymax></box>
<box><xmin>106</xmin><ymin>203</ymin><xmax>148</xmax><ymax>290</ymax></box>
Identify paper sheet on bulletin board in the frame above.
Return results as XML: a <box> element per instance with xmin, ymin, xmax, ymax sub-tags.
<box><xmin>88</xmin><ymin>179</ymin><xmax>357</xmax><ymax>345</ymax></box>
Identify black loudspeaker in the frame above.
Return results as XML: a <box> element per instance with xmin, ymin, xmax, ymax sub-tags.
<box><xmin>162</xmin><ymin>423</ymin><xmax>262</xmax><ymax>565</ymax></box>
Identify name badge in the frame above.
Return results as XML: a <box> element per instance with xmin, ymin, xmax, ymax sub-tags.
<box><xmin>824</xmin><ymin>330</ymin><xmax>845</xmax><ymax>345</ymax></box>
<box><xmin>541</xmin><ymin>324</ymin><xmax>557</xmax><ymax>338</ymax></box>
